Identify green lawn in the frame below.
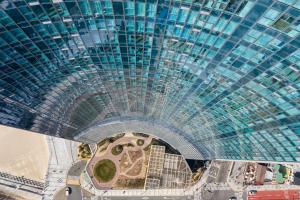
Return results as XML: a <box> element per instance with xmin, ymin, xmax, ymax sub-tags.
<box><xmin>93</xmin><ymin>159</ymin><xmax>116</xmax><ymax>182</ymax></box>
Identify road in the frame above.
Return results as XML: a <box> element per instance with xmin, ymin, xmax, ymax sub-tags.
<box><xmin>67</xmin><ymin>185</ymin><xmax>82</xmax><ymax>200</ymax></box>
<box><xmin>202</xmin><ymin>189</ymin><xmax>237</xmax><ymax>200</ymax></box>
<box><xmin>98</xmin><ymin>196</ymin><xmax>194</xmax><ymax>200</ymax></box>
<box><xmin>54</xmin><ymin>160</ymin><xmax>86</xmax><ymax>200</ymax></box>
<box><xmin>68</xmin><ymin>160</ymin><xmax>87</xmax><ymax>177</ymax></box>
<box><xmin>53</xmin><ymin>185</ymin><xmax>82</xmax><ymax>200</ymax></box>
<box><xmin>215</xmin><ymin>161</ymin><xmax>232</xmax><ymax>183</ymax></box>
<box><xmin>43</xmin><ymin>136</ymin><xmax>74</xmax><ymax>200</ymax></box>
<box><xmin>201</xmin><ymin>161</ymin><xmax>244</xmax><ymax>200</ymax></box>
<box><xmin>66</xmin><ymin>161</ymin><xmax>87</xmax><ymax>200</ymax></box>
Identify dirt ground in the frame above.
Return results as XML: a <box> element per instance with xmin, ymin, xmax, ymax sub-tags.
<box><xmin>120</xmin><ymin>153</ymin><xmax>132</xmax><ymax>173</ymax></box>
<box><xmin>0</xmin><ymin>125</ymin><xmax>49</xmax><ymax>182</ymax></box>
<box><xmin>127</xmin><ymin>159</ymin><xmax>143</xmax><ymax>176</ymax></box>
<box><xmin>128</xmin><ymin>150</ymin><xmax>143</xmax><ymax>163</ymax></box>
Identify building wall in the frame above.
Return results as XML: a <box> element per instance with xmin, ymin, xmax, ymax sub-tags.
<box><xmin>0</xmin><ymin>0</ymin><xmax>299</xmax><ymax>162</ymax></box>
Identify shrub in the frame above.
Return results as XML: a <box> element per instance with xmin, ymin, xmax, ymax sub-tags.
<box><xmin>136</xmin><ymin>139</ymin><xmax>144</xmax><ymax>146</ymax></box>
<box><xmin>111</xmin><ymin>144</ymin><xmax>123</xmax><ymax>155</ymax></box>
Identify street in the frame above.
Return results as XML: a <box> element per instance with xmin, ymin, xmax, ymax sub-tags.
<box><xmin>67</xmin><ymin>185</ymin><xmax>82</xmax><ymax>200</ymax></box>
<box><xmin>54</xmin><ymin>185</ymin><xmax>82</xmax><ymax>200</ymax></box>
<box><xmin>68</xmin><ymin>161</ymin><xmax>87</xmax><ymax>177</ymax></box>
<box><xmin>201</xmin><ymin>161</ymin><xmax>244</xmax><ymax>200</ymax></box>
<box><xmin>94</xmin><ymin>196</ymin><xmax>194</xmax><ymax>200</ymax></box>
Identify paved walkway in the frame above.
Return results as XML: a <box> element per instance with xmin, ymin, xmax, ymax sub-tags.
<box><xmin>123</xmin><ymin>156</ymin><xmax>144</xmax><ymax>178</ymax></box>
<box><xmin>86</xmin><ymin>135</ymin><xmax>153</xmax><ymax>189</ymax></box>
<box><xmin>191</xmin><ymin>161</ymin><xmax>212</xmax><ymax>200</ymax></box>
<box><xmin>93</xmin><ymin>188</ymin><xmax>193</xmax><ymax>197</ymax></box>
<box><xmin>247</xmin><ymin>184</ymin><xmax>300</xmax><ymax>190</ymax></box>
<box><xmin>43</xmin><ymin>136</ymin><xmax>78</xmax><ymax>200</ymax></box>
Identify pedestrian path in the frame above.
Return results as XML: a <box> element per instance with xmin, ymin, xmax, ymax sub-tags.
<box><xmin>42</xmin><ymin>136</ymin><xmax>75</xmax><ymax>200</ymax></box>
<box><xmin>247</xmin><ymin>184</ymin><xmax>300</xmax><ymax>190</ymax></box>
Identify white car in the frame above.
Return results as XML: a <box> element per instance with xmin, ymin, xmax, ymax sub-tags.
<box><xmin>65</xmin><ymin>187</ymin><xmax>71</xmax><ymax>196</ymax></box>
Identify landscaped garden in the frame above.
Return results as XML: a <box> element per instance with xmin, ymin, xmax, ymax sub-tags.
<box><xmin>97</xmin><ymin>133</ymin><xmax>125</xmax><ymax>149</ymax></box>
<box><xmin>111</xmin><ymin>144</ymin><xmax>123</xmax><ymax>155</ymax></box>
<box><xmin>115</xmin><ymin>177</ymin><xmax>145</xmax><ymax>189</ymax></box>
<box><xmin>274</xmin><ymin>164</ymin><xmax>291</xmax><ymax>184</ymax></box>
<box><xmin>78</xmin><ymin>143</ymin><xmax>92</xmax><ymax>159</ymax></box>
<box><xmin>133</xmin><ymin>132</ymin><xmax>149</xmax><ymax>138</ymax></box>
<box><xmin>87</xmin><ymin>133</ymin><xmax>154</xmax><ymax>189</ymax></box>
<box><xmin>93</xmin><ymin>159</ymin><xmax>116</xmax><ymax>183</ymax></box>
<box><xmin>137</xmin><ymin>139</ymin><xmax>144</xmax><ymax>146</ymax></box>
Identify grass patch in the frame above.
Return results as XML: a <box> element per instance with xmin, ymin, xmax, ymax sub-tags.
<box><xmin>97</xmin><ymin>139</ymin><xmax>109</xmax><ymax>149</ymax></box>
<box><xmin>78</xmin><ymin>143</ymin><xmax>92</xmax><ymax>159</ymax></box>
<box><xmin>100</xmin><ymin>147</ymin><xmax>108</xmax><ymax>152</ymax></box>
<box><xmin>93</xmin><ymin>159</ymin><xmax>116</xmax><ymax>182</ymax></box>
<box><xmin>124</xmin><ymin>143</ymin><xmax>134</xmax><ymax>147</ymax></box>
<box><xmin>111</xmin><ymin>144</ymin><xmax>123</xmax><ymax>155</ymax></box>
<box><xmin>136</xmin><ymin>139</ymin><xmax>144</xmax><ymax>146</ymax></box>
<box><xmin>133</xmin><ymin>133</ymin><xmax>149</xmax><ymax>138</ymax></box>
<box><xmin>97</xmin><ymin>133</ymin><xmax>125</xmax><ymax>149</ymax></box>
<box><xmin>109</xmin><ymin>133</ymin><xmax>125</xmax><ymax>143</ymax></box>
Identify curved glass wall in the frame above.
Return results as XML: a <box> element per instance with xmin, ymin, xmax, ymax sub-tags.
<box><xmin>0</xmin><ymin>0</ymin><xmax>299</xmax><ymax>162</ymax></box>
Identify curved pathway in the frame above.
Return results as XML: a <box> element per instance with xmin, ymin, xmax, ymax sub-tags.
<box><xmin>86</xmin><ymin>134</ymin><xmax>153</xmax><ymax>189</ymax></box>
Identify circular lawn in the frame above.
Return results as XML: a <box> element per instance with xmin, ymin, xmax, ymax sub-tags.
<box><xmin>93</xmin><ymin>159</ymin><xmax>116</xmax><ymax>183</ymax></box>
<box><xmin>136</xmin><ymin>139</ymin><xmax>144</xmax><ymax>146</ymax></box>
<box><xmin>111</xmin><ymin>144</ymin><xmax>123</xmax><ymax>155</ymax></box>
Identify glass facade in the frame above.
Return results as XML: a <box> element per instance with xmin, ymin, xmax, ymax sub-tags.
<box><xmin>0</xmin><ymin>0</ymin><xmax>299</xmax><ymax>162</ymax></box>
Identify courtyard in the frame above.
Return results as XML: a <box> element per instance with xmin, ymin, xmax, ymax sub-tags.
<box><xmin>86</xmin><ymin>133</ymin><xmax>153</xmax><ymax>189</ymax></box>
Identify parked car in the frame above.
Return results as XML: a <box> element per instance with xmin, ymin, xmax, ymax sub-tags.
<box><xmin>249</xmin><ymin>190</ymin><xmax>257</xmax><ymax>195</ymax></box>
<box><xmin>228</xmin><ymin>197</ymin><xmax>237</xmax><ymax>200</ymax></box>
<box><xmin>65</xmin><ymin>187</ymin><xmax>71</xmax><ymax>196</ymax></box>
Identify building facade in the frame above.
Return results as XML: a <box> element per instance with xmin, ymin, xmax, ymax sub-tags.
<box><xmin>0</xmin><ymin>0</ymin><xmax>299</xmax><ymax>161</ymax></box>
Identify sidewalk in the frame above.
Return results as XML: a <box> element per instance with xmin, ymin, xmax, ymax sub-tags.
<box><xmin>43</xmin><ymin>136</ymin><xmax>76</xmax><ymax>200</ymax></box>
<box><xmin>94</xmin><ymin>188</ymin><xmax>193</xmax><ymax>197</ymax></box>
<box><xmin>81</xmin><ymin>171</ymin><xmax>193</xmax><ymax>198</ymax></box>
<box><xmin>227</xmin><ymin>161</ymin><xmax>247</xmax><ymax>192</ymax></box>
<box><xmin>247</xmin><ymin>184</ymin><xmax>300</xmax><ymax>190</ymax></box>
<box><xmin>191</xmin><ymin>161</ymin><xmax>212</xmax><ymax>200</ymax></box>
